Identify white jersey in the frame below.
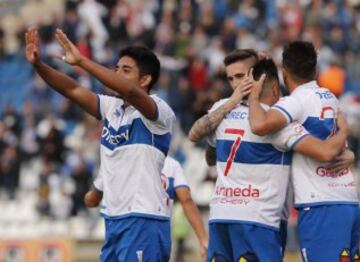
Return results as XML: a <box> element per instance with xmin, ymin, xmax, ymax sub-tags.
<box><xmin>161</xmin><ymin>157</ymin><xmax>189</xmax><ymax>212</ymax></box>
<box><xmin>94</xmin><ymin>94</ymin><xmax>176</xmax><ymax>220</ymax></box>
<box><xmin>272</xmin><ymin>81</ymin><xmax>359</xmax><ymax>207</ymax></box>
<box><xmin>208</xmin><ymin>99</ymin><xmax>309</xmax><ymax>229</ymax></box>
<box><xmin>94</xmin><ymin>156</ymin><xmax>188</xmax><ymax>216</ymax></box>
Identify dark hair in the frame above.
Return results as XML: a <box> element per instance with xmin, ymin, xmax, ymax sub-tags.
<box><xmin>224</xmin><ymin>49</ymin><xmax>258</xmax><ymax>66</ymax></box>
<box><xmin>252</xmin><ymin>58</ymin><xmax>279</xmax><ymax>96</ymax></box>
<box><xmin>253</xmin><ymin>58</ymin><xmax>279</xmax><ymax>83</ymax></box>
<box><xmin>282</xmin><ymin>41</ymin><xmax>317</xmax><ymax>82</ymax></box>
<box><xmin>119</xmin><ymin>46</ymin><xmax>161</xmax><ymax>90</ymax></box>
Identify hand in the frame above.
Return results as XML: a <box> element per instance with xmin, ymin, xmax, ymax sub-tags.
<box><xmin>228</xmin><ymin>77</ymin><xmax>253</xmax><ymax>106</ymax></box>
<box><xmin>326</xmin><ymin>149</ymin><xmax>355</xmax><ymax>173</ymax></box>
<box><xmin>200</xmin><ymin>239</ymin><xmax>208</xmax><ymax>262</ymax></box>
<box><xmin>55</xmin><ymin>28</ymin><xmax>83</xmax><ymax>65</ymax></box>
<box><xmin>336</xmin><ymin>111</ymin><xmax>348</xmax><ymax>135</ymax></box>
<box><xmin>249</xmin><ymin>70</ymin><xmax>266</xmax><ymax>101</ymax></box>
<box><xmin>257</xmin><ymin>51</ymin><xmax>268</xmax><ymax>60</ymax></box>
<box><xmin>25</xmin><ymin>27</ymin><xmax>41</xmax><ymax>65</ymax></box>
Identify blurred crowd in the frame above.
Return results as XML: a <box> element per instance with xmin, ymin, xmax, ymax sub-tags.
<box><xmin>0</xmin><ymin>0</ymin><xmax>359</xmax><ymax>228</ymax></box>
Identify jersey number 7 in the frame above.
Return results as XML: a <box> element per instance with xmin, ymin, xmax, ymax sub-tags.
<box><xmin>224</xmin><ymin>128</ymin><xmax>245</xmax><ymax>176</ymax></box>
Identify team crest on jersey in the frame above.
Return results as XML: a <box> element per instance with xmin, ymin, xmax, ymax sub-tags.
<box><xmin>113</xmin><ymin>108</ymin><xmax>123</xmax><ymax>118</ymax></box>
<box><xmin>237</xmin><ymin>252</ymin><xmax>259</xmax><ymax>262</ymax></box>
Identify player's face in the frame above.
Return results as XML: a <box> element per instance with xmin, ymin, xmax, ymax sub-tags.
<box><xmin>225</xmin><ymin>60</ymin><xmax>252</xmax><ymax>90</ymax></box>
<box><xmin>115</xmin><ymin>56</ymin><xmax>141</xmax><ymax>83</ymax></box>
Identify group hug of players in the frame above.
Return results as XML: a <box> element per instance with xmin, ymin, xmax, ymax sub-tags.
<box><xmin>25</xmin><ymin>27</ymin><xmax>359</xmax><ymax>262</ymax></box>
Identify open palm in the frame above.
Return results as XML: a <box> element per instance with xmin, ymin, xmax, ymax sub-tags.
<box><xmin>55</xmin><ymin>29</ymin><xmax>82</xmax><ymax>65</ymax></box>
<box><xmin>25</xmin><ymin>28</ymin><xmax>40</xmax><ymax>65</ymax></box>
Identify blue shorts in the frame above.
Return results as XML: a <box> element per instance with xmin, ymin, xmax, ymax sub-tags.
<box><xmin>100</xmin><ymin>217</ymin><xmax>171</xmax><ymax>262</ymax></box>
<box><xmin>207</xmin><ymin>222</ymin><xmax>282</xmax><ymax>262</ymax></box>
<box><xmin>298</xmin><ymin>204</ymin><xmax>360</xmax><ymax>262</ymax></box>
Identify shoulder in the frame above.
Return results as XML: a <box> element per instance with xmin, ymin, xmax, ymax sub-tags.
<box><xmin>209</xmin><ymin>98</ymin><xmax>230</xmax><ymax>112</ymax></box>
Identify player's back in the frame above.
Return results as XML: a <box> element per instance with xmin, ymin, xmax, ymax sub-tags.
<box><xmin>274</xmin><ymin>81</ymin><xmax>359</xmax><ymax>206</ymax></box>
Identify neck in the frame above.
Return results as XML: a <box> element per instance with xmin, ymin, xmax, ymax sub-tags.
<box><xmin>288</xmin><ymin>78</ymin><xmax>315</xmax><ymax>93</ymax></box>
<box><xmin>259</xmin><ymin>96</ymin><xmax>273</xmax><ymax>106</ymax></box>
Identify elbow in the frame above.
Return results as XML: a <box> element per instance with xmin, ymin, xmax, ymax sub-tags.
<box><xmin>188</xmin><ymin>130</ymin><xmax>199</xmax><ymax>143</ymax></box>
<box><xmin>84</xmin><ymin>192</ymin><xmax>100</xmax><ymax>208</ymax></box>
<box><xmin>250</xmin><ymin>124</ymin><xmax>268</xmax><ymax>136</ymax></box>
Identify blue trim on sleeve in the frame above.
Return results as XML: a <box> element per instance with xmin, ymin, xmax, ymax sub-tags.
<box><xmin>96</xmin><ymin>95</ymin><xmax>102</xmax><ymax>120</ymax></box>
<box><xmin>272</xmin><ymin>105</ymin><xmax>293</xmax><ymax>123</ymax></box>
<box><xmin>289</xmin><ymin>134</ymin><xmax>310</xmax><ymax>150</ymax></box>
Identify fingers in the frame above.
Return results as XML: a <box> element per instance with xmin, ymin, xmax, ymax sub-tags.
<box><xmin>256</xmin><ymin>73</ymin><xmax>266</xmax><ymax>85</ymax></box>
<box><xmin>55</xmin><ymin>28</ymin><xmax>73</xmax><ymax>51</ymax></box>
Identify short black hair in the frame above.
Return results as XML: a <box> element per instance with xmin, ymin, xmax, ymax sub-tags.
<box><xmin>252</xmin><ymin>58</ymin><xmax>279</xmax><ymax>96</ymax></box>
<box><xmin>119</xmin><ymin>46</ymin><xmax>160</xmax><ymax>90</ymax></box>
<box><xmin>224</xmin><ymin>49</ymin><xmax>258</xmax><ymax>66</ymax></box>
<box><xmin>282</xmin><ymin>41</ymin><xmax>317</xmax><ymax>82</ymax></box>
<box><xmin>253</xmin><ymin>58</ymin><xmax>279</xmax><ymax>83</ymax></box>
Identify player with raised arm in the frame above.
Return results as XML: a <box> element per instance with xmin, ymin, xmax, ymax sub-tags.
<box><xmin>25</xmin><ymin>28</ymin><xmax>176</xmax><ymax>261</ymax></box>
<box><xmin>201</xmin><ymin>56</ymin><xmax>350</xmax><ymax>261</ymax></box>
<box><xmin>248</xmin><ymin>41</ymin><xmax>360</xmax><ymax>260</ymax></box>
<box><xmin>85</xmin><ymin>156</ymin><xmax>209</xmax><ymax>261</ymax></box>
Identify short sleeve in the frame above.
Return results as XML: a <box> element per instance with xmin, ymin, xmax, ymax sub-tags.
<box><xmin>141</xmin><ymin>95</ymin><xmax>176</xmax><ymax>134</ymax></box>
<box><xmin>271</xmin><ymin>122</ymin><xmax>310</xmax><ymax>151</ymax></box>
<box><xmin>93</xmin><ymin>173</ymin><xmax>103</xmax><ymax>192</ymax></box>
<box><xmin>172</xmin><ymin>160</ymin><xmax>189</xmax><ymax>189</ymax></box>
<box><xmin>271</xmin><ymin>96</ymin><xmax>302</xmax><ymax>124</ymax></box>
<box><xmin>97</xmin><ymin>94</ymin><xmax>124</xmax><ymax>120</ymax></box>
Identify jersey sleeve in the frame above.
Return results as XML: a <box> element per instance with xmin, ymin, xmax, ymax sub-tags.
<box><xmin>97</xmin><ymin>94</ymin><xmax>124</xmax><ymax>120</ymax></box>
<box><xmin>271</xmin><ymin>96</ymin><xmax>302</xmax><ymax>124</ymax></box>
<box><xmin>271</xmin><ymin>122</ymin><xmax>310</xmax><ymax>151</ymax></box>
<box><xmin>141</xmin><ymin>95</ymin><xmax>176</xmax><ymax>134</ymax></box>
<box><xmin>173</xmin><ymin>160</ymin><xmax>189</xmax><ymax>189</ymax></box>
<box><xmin>93</xmin><ymin>173</ymin><xmax>103</xmax><ymax>192</ymax></box>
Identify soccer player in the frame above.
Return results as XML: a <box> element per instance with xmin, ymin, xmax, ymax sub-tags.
<box><xmin>85</xmin><ymin>156</ymin><xmax>209</xmax><ymax>261</ymax></box>
<box><xmin>189</xmin><ymin>52</ymin><xmax>349</xmax><ymax>261</ymax></box>
<box><xmin>248</xmin><ymin>41</ymin><xmax>360</xmax><ymax>260</ymax></box>
<box><xmin>25</xmin><ymin>28</ymin><xmax>176</xmax><ymax>261</ymax></box>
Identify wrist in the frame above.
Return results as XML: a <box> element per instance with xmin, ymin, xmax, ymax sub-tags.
<box><xmin>226</xmin><ymin>99</ymin><xmax>238</xmax><ymax>112</ymax></box>
<box><xmin>77</xmin><ymin>55</ymin><xmax>87</xmax><ymax>67</ymax></box>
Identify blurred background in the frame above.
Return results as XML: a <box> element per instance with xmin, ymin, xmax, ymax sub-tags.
<box><xmin>0</xmin><ymin>0</ymin><xmax>359</xmax><ymax>261</ymax></box>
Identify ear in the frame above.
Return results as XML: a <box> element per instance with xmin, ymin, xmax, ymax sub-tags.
<box><xmin>140</xmin><ymin>75</ymin><xmax>152</xmax><ymax>89</ymax></box>
<box><xmin>272</xmin><ymin>82</ymin><xmax>280</xmax><ymax>98</ymax></box>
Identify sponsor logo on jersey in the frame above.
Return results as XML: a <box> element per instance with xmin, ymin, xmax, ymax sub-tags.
<box><xmin>316</xmin><ymin>167</ymin><xmax>349</xmax><ymax>178</ymax></box>
<box><xmin>215</xmin><ymin>185</ymin><xmax>260</xmax><ymax>198</ymax></box>
<box><xmin>225</xmin><ymin>111</ymin><xmax>248</xmax><ymax>120</ymax></box>
<box><xmin>101</xmin><ymin>126</ymin><xmax>129</xmax><ymax>144</ymax></box>
<box><xmin>315</xmin><ymin>90</ymin><xmax>335</xmax><ymax>100</ymax></box>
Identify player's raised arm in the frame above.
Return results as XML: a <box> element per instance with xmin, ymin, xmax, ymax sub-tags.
<box><xmin>188</xmin><ymin>77</ymin><xmax>253</xmax><ymax>142</ymax></box>
<box><xmin>55</xmin><ymin>29</ymin><xmax>158</xmax><ymax>121</ymax></box>
<box><xmin>248</xmin><ymin>74</ymin><xmax>288</xmax><ymax>136</ymax></box>
<box><xmin>25</xmin><ymin>28</ymin><xmax>99</xmax><ymax>119</ymax></box>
